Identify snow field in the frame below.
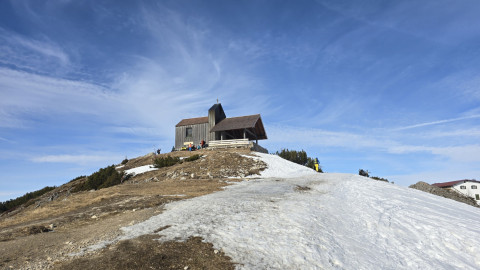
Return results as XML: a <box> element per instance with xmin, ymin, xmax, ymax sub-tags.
<box><xmin>116</xmin><ymin>153</ymin><xmax>480</xmax><ymax>269</ymax></box>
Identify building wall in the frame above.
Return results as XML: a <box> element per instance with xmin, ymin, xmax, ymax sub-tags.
<box><xmin>450</xmin><ymin>181</ymin><xmax>480</xmax><ymax>205</ymax></box>
<box><xmin>208</xmin><ymin>104</ymin><xmax>226</xmax><ymax>142</ymax></box>
<box><xmin>175</xmin><ymin>122</ymin><xmax>209</xmax><ymax>150</ymax></box>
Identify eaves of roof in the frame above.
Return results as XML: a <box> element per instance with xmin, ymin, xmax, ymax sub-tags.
<box><xmin>175</xmin><ymin>116</ymin><xmax>208</xmax><ymax>127</ymax></box>
<box><xmin>432</xmin><ymin>179</ymin><xmax>480</xmax><ymax>188</ymax></box>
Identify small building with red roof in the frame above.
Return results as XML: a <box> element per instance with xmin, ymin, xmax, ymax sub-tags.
<box><xmin>432</xmin><ymin>179</ymin><xmax>480</xmax><ymax>205</ymax></box>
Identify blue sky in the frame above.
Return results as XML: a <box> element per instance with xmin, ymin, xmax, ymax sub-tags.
<box><xmin>1</xmin><ymin>0</ymin><xmax>480</xmax><ymax>201</ymax></box>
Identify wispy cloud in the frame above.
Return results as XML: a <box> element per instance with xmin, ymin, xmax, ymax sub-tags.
<box><xmin>11</xmin><ymin>34</ymin><xmax>69</xmax><ymax>65</ymax></box>
<box><xmin>267</xmin><ymin>124</ymin><xmax>480</xmax><ymax>163</ymax></box>
<box><xmin>0</xmin><ymin>67</ymin><xmax>111</xmax><ymax>127</ymax></box>
<box><xmin>387</xmin><ymin>145</ymin><xmax>480</xmax><ymax>163</ymax></box>
<box><xmin>0</xmin><ymin>191</ymin><xmax>22</xmax><ymax>199</ymax></box>
<box><xmin>419</xmin><ymin>128</ymin><xmax>480</xmax><ymax>139</ymax></box>
<box><xmin>110</xmin><ymin>5</ymin><xmax>273</xmax><ymax>123</ymax></box>
<box><xmin>267</xmin><ymin>124</ymin><xmax>385</xmax><ymax>150</ymax></box>
<box><xmin>388</xmin><ymin>169</ymin><xmax>480</xmax><ymax>185</ymax></box>
<box><xmin>0</xmin><ymin>4</ymin><xmax>274</xmax><ymax>143</ymax></box>
<box><xmin>394</xmin><ymin>115</ymin><xmax>480</xmax><ymax>131</ymax></box>
<box><xmin>31</xmin><ymin>154</ymin><xmax>121</xmax><ymax>165</ymax></box>
<box><xmin>0</xmin><ymin>27</ymin><xmax>70</xmax><ymax>72</ymax></box>
<box><xmin>0</xmin><ymin>136</ymin><xmax>13</xmax><ymax>143</ymax></box>
<box><xmin>317</xmin><ymin>0</ymin><xmax>480</xmax><ymax>46</ymax></box>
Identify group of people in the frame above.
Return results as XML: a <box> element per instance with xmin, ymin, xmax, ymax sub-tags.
<box><xmin>186</xmin><ymin>140</ymin><xmax>206</xmax><ymax>151</ymax></box>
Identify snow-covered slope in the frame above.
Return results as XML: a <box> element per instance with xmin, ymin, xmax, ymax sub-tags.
<box><xmin>246</xmin><ymin>152</ymin><xmax>318</xmax><ymax>178</ymax></box>
<box><xmin>119</xmin><ymin>153</ymin><xmax>480</xmax><ymax>269</ymax></box>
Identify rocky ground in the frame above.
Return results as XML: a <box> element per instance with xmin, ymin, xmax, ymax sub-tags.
<box><xmin>0</xmin><ymin>149</ymin><xmax>266</xmax><ymax>269</ymax></box>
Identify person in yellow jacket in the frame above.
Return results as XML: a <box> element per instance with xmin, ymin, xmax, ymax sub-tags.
<box><xmin>314</xmin><ymin>158</ymin><xmax>319</xmax><ymax>172</ymax></box>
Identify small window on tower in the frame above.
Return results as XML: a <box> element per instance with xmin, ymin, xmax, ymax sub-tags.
<box><xmin>186</xmin><ymin>127</ymin><xmax>193</xmax><ymax>137</ymax></box>
<box><xmin>460</xmin><ymin>186</ymin><xmax>466</xmax><ymax>189</ymax></box>
<box><xmin>472</xmin><ymin>185</ymin><xmax>477</xmax><ymax>189</ymax></box>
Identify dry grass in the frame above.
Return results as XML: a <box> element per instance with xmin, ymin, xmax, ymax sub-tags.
<box><xmin>0</xmin><ymin>179</ymin><xmax>229</xmax><ymax>237</ymax></box>
<box><xmin>55</xmin><ymin>235</ymin><xmax>235</xmax><ymax>270</ymax></box>
<box><xmin>0</xmin><ymin>149</ymin><xmax>265</xmax><ymax>269</ymax></box>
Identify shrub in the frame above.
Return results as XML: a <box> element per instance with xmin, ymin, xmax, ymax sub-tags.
<box><xmin>184</xmin><ymin>154</ymin><xmax>201</xmax><ymax>162</ymax></box>
<box><xmin>68</xmin><ymin>175</ymin><xmax>86</xmax><ymax>183</ymax></box>
<box><xmin>153</xmin><ymin>156</ymin><xmax>180</xmax><ymax>168</ymax></box>
<box><xmin>123</xmin><ymin>173</ymin><xmax>134</xmax><ymax>182</ymax></box>
<box><xmin>359</xmin><ymin>169</ymin><xmax>390</xmax><ymax>183</ymax></box>
<box><xmin>121</xmin><ymin>158</ymin><xmax>128</xmax><ymax>165</ymax></box>
<box><xmin>276</xmin><ymin>149</ymin><xmax>309</xmax><ymax>166</ymax></box>
<box><xmin>0</xmin><ymin>186</ymin><xmax>56</xmax><ymax>213</ymax></box>
<box><xmin>359</xmin><ymin>169</ymin><xmax>370</xmax><ymax>177</ymax></box>
<box><xmin>371</xmin><ymin>176</ymin><xmax>389</xmax><ymax>182</ymax></box>
<box><xmin>73</xmin><ymin>165</ymin><xmax>124</xmax><ymax>192</ymax></box>
<box><xmin>276</xmin><ymin>149</ymin><xmax>322</xmax><ymax>172</ymax></box>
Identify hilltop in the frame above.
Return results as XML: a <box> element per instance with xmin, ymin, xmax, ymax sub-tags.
<box><xmin>0</xmin><ymin>149</ymin><xmax>264</xmax><ymax>269</ymax></box>
<box><xmin>1</xmin><ymin>149</ymin><xmax>480</xmax><ymax>269</ymax></box>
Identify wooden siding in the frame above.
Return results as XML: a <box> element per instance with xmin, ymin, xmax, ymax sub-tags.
<box><xmin>208</xmin><ymin>104</ymin><xmax>226</xmax><ymax>142</ymax></box>
<box><xmin>175</xmin><ymin>122</ymin><xmax>209</xmax><ymax>150</ymax></box>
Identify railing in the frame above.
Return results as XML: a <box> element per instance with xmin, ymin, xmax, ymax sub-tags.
<box><xmin>208</xmin><ymin>139</ymin><xmax>268</xmax><ymax>153</ymax></box>
<box><xmin>209</xmin><ymin>139</ymin><xmax>252</xmax><ymax>148</ymax></box>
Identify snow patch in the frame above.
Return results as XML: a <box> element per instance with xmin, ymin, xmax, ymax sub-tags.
<box><xmin>124</xmin><ymin>165</ymin><xmax>157</xmax><ymax>176</ymax></box>
<box><xmin>245</xmin><ymin>152</ymin><xmax>318</xmax><ymax>178</ymax></box>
